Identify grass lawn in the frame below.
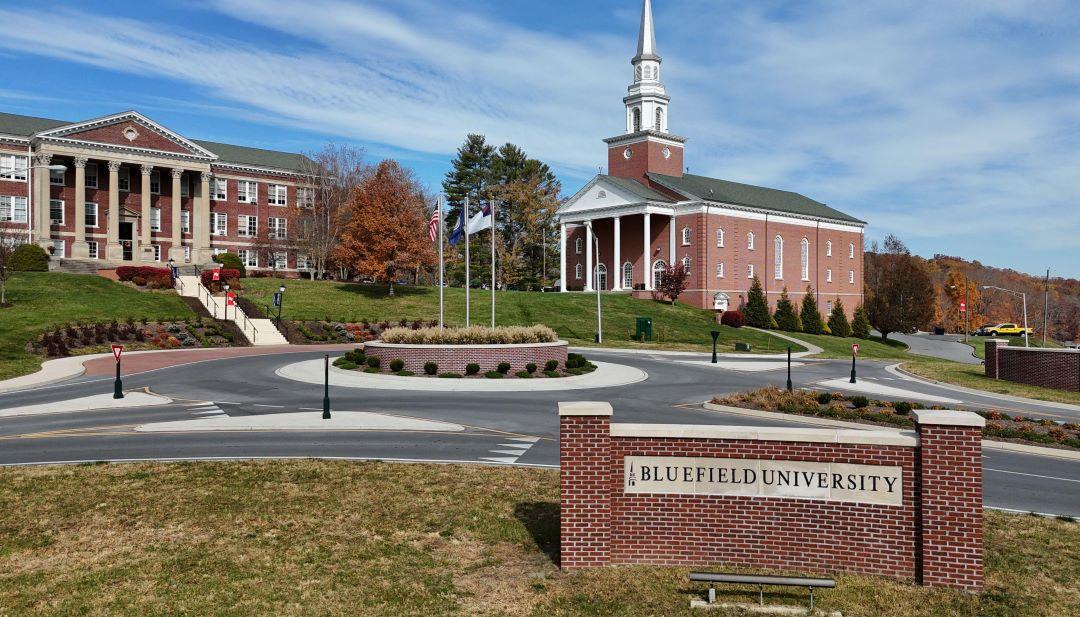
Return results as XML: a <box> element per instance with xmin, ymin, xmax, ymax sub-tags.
<box><xmin>241</xmin><ymin>279</ymin><xmax>803</xmax><ymax>354</ymax></box>
<box><xmin>0</xmin><ymin>273</ymin><xmax>194</xmax><ymax>381</ymax></box>
<box><xmin>902</xmin><ymin>358</ymin><xmax>1080</xmax><ymax>406</ymax></box>
<box><xmin>781</xmin><ymin>331</ymin><xmax>912</xmax><ymax>360</ymax></box>
<box><xmin>0</xmin><ymin>461</ymin><xmax>1076</xmax><ymax>616</ymax></box>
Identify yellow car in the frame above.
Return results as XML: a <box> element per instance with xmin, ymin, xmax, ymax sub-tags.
<box><xmin>987</xmin><ymin>323</ymin><xmax>1033</xmax><ymax>336</ymax></box>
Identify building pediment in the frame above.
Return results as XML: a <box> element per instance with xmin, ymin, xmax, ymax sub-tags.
<box><xmin>558</xmin><ymin>175</ymin><xmax>675</xmax><ymax>222</ymax></box>
<box><xmin>34</xmin><ymin>111</ymin><xmax>217</xmax><ymax>160</ymax></box>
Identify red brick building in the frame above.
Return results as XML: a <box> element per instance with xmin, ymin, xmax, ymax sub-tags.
<box><xmin>557</xmin><ymin>0</ymin><xmax>866</xmax><ymax>317</ymax></box>
<box><xmin>0</xmin><ymin>109</ymin><xmax>314</xmax><ymax>273</ymax></box>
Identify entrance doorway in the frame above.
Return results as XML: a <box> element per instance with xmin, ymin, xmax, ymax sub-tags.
<box><xmin>595</xmin><ymin>263</ymin><xmax>608</xmax><ymax>291</ymax></box>
<box><xmin>119</xmin><ymin>222</ymin><xmax>134</xmax><ymax>261</ymax></box>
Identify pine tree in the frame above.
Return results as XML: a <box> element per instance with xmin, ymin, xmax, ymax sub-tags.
<box><xmin>800</xmin><ymin>286</ymin><xmax>825</xmax><ymax>334</ymax></box>
<box><xmin>743</xmin><ymin>276</ymin><xmax>771</xmax><ymax>328</ymax></box>
<box><xmin>773</xmin><ymin>288</ymin><xmax>802</xmax><ymax>332</ymax></box>
<box><xmin>852</xmin><ymin>304</ymin><xmax>872</xmax><ymax>339</ymax></box>
<box><xmin>828</xmin><ymin>298</ymin><xmax>852</xmax><ymax>338</ymax></box>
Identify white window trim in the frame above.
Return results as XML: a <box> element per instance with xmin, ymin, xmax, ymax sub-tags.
<box><xmin>849</xmin><ymin>243</ymin><xmax>855</xmax><ymax>259</ymax></box>
<box><xmin>237</xmin><ymin>180</ymin><xmax>258</xmax><ymax>204</ymax></box>
<box><xmin>826</xmin><ymin>241</ymin><xmax>832</xmax><ymax>257</ymax></box>
<box><xmin>747</xmin><ymin>232</ymin><xmax>755</xmax><ymax>251</ymax></box>
<box><xmin>826</xmin><ymin>268</ymin><xmax>833</xmax><ymax>283</ymax></box>
<box><xmin>774</xmin><ymin>235</ymin><xmax>784</xmax><ymax>280</ymax></box>
<box><xmin>296</xmin><ymin>254</ymin><xmax>310</xmax><ymax>269</ymax></box>
<box><xmin>297</xmin><ymin>187</ymin><xmax>314</xmax><ymax>209</ymax></box>
<box><xmin>212</xmin><ymin>212</ymin><xmax>228</xmax><ymax>236</ymax></box>
<box><xmin>0</xmin><ymin>154</ymin><xmax>28</xmax><ymax>182</ymax></box>
<box><xmin>800</xmin><ymin>238</ymin><xmax>810</xmax><ymax>281</ymax></box>
<box><xmin>574</xmin><ymin>263</ymin><xmax>582</xmax><ymax>279</ymax></box>
<box><xmin>622</xmin><ymin>261</ymin><xmax>633</xmax><ymax>289</ymax></box>
<box><xmin>681</xmin><ymin>227</ymin><xmax>691</xmax><ymax>246</ymax></box>
<box><xmin>85</xmin><ymin>163</ymin><xmax>98</xmax><ymax>189</ymax></box>
<box><xmin>238</xmin><ymin>215</ymin><xmax>257</xmax><ymax>238</ymax></box>
<box><xmin>85</xmin><ymin>202</ymin><xmax>99</xmax><ymax>228</ymax></box>
<box><xmin>180</xmin><ymin>210</ymin><xmax>190</xmax><ymax>234</ymax></box>
<box><xmin>213</xmin><ymin>178</ymin><xmax>228</xmax><ymax>201</ymax></box>
<box><xmin>681</xmin><ymin>256</ymin><xmax>691</xmax><ymax>273</ymax></box>
<box><xmin>574</xmin><ymin>237</ymin><xmax>582</xmax><ymax>254</ymax></box>
<box><xmin>52</xmin><ymin>239</ymin><xmax>65</xmax><ymax>257</ymax></box>
<box><xmin>150</xmin><ymin>170</ymin><xmax>161</xmax><ymax>195</ymax></box>
<box><xmin>716</xmin><ymin>228</ymin><xmax>724</xmax><ymax>248</ymax></box>
<box><xmin>238</xmin><ymin>249</ymin><xmax>258</xmax><ymax>268</ymax></box>
<box><xmin>268</xmin><ymin>184</ymin><xmax>287</xmax><ymax>206</ymax></box>
<box><xmin>747</xmin><ymin>263</ymin><xmax>755</xmax><ymax>279</ymax></box>
<box><xmin>849</xmin><ymin>270</ymin><xmax>855</xmax><ymax>284</ymax></box>
<box><xmin>0</xmin><ymin>195</ymin><xmax>28</xmax><ymax>223</ymax></box>
<box><xmin>150</xmin><ymin>207</ymin><xmax>162</xmax><ymax>232</ymax></box>
<box><xmin>183</xmin><ymin>246</ymin><xmax>191</xmax><ymax>262</ymax></box>
<box><xmin>151</xmin><ymin>244</ymin><xmax>161</xmax><ymax>262</ymax></box>
<box><xmin>50</xmin><ymin>167</ymin><xmax>65</xmax><ymax>186</ymax></box>
<box><xmin>118</xmin><ymin>167</ymin><xmax>130</xmax><ymax>192</ymax></box>
<box><xmin>50</xmin><ymin>199</ymin><xmax>64</xmax><ymax>225</ymax></box>
<box><xmin>273</xmin><ymin>251</ymin><xmax>288</xmax><ymax>269</ymax></box>
<box><xmin>87</xmin><ymin>241</ymin><xmax>98</xmax><ymax>259</ymax></box>
<box><xmin>716</xmin><ymin>262</ymin><xmax>725</xmax><ymax>278</ymax></box>
<box><xmin>269</xmin><ymin>217</ymin><xmax>287</xmax><ymax>239</ymax></box>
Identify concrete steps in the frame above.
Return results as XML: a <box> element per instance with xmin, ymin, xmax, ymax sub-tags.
<box><xmin>50</xmin><ymin>259</ymin><xmax>103</xmax><ymax>275</ymax></box>
<box><xmin>244</xmin><ymin>318</ymin><xmax>290</xmax><ymax>346</ymax></box>
<box><xmin>174</xmin><ymin>275</ymin><xmax>288</xmax><ymax>346</ymax></box>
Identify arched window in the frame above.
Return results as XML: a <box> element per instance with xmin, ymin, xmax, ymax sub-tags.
<box><xmin>747</xmin><ymin>231</ymin><xmax>755</xmax><ymax>250</ymax></box>
<box><xmin>681</xmin><ymin>256</ymin><xmax>691</xmax><ymax>273</ymax></box>
<box><xmin>849</xmin><ymin>270</ymin><xmax>855</xmax><ymax>284</ymax></box>
<box><xmin>716</xmin><ymin>262</ymin><xmax>725</xmax><ymax>278</ymax></box>
<box><xmin>655</xmin><ymin>107</ymin><xmax>663</xmax><ymax>131</ymax></box>
<box><xmin>716</xmin><ymin>228</ymin><xmax>724</xmax><ymax>247</ymax></box>
<box><xmin>595</xmin><ymin>263</ymin><xmax>608</xmax><ymax>291</ymax></box>
<box><xmin>574</xmin><ymin>263</ymin><xmax>582</xmax><ymax>279</ymax></box>
<box><xmin>652</xmin><ymin>259</ymin><xmax>667</xmax><ymax>288</ymax></box>
<box><xmin>800</xmin><ymin>238</ymin><xmax>810</xmax><ymax>281</ymax></box>
<box><xmin>574</xmin><ymin>237</ymin><xmax>582</xmax><ymax>254</ymax></box>
<box><xmin>635</xmin><ymin>65</ymin><xmax>642</xmax><ymax>81</ymax></box>
<box><xmin>632</xmin><ymin>108</ymin><xmax>642</xmax><ymax>132</ymax></box>
<box><xmin>826</xmin><ymin>240</ymin><xmax>833</xmax><ymax>257</ymax></box>
<box><xmin>826</xmin><ymin>268</ymin><xmax>833</xmax><ymax>283</ymax></box>
<box><xmin>774</xmin><ymin>235</ymin><xmax>784</xmax><ymax>279</ymax></box>
<box><xmin>622</xmin><ymin>261</ymin><xmax>633</xmax><ymax>289</ymax></box>
<box><xmin>849</xmin><ymin>242</ymin><xmax>855</xmax><ymax>259</ymax></box>
<box><xmin>681</xmin><ymin>226</ymin><xmax>691</xmax><ymax>246</ymax></box>
<box><xmin>747</xmin><ymin>263</ymin><xmax>755</xmax><ymax>279</ymax></box>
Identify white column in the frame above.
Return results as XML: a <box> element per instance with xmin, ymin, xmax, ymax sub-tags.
<box><xmin>643</xmin><ymin>212</ymin><xmax>652</xmax><ymax>290</ymax></box>
<box><xmin>669</xmin><ymin>214</ymin><xmax>676</xmax><ymax>265</ymax></box>
<box><xmin>559</xmin><ymin>222</ymin><xmax>567</xmax><ymax>292</ymax></box>
<box><xmin>71</xmin><ymin>156</ymin><xmax>89</xmax><ymax>258</ymax></box>
<box><xmin>194</xmin><ymin>171</ymin><xmax>211</xmax><ymax>263</ymax></box>
<box><xmin>140</xmin><ymin>164</ymin><xmax>154</xmax><ymax>262</ymax></box>
<box><xmin>613</xmin><ymin>216</ymin><xmax>622</xmax><ymax>290</ymax></box>
<box><xmin>585</xmin><ymin>221</ymin><xmax>594</xmax><ymax>292</ymax></box>
<box><xmin>34</xmin><ymin>153</ymin><xmax>53</xmax><ymax>247</ymax></box>
<box><xmin>106</xmin><ymin>161</ymin><xmax>122</xmax><ymax>261</ymax></box>
<box><xmin>169</xmin><ymin>169</ymin><xmax>185</xmax><ymax>262</ymax></box>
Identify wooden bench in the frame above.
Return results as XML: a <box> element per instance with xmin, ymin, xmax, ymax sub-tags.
<box><xmin>689</xmin><ymin>572</ymin><xmax>836</xmax><ymax>610</ymax></box>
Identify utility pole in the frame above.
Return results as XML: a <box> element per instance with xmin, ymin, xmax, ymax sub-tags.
<box><xmin>1043</xmin><ymin>268</ymin><xmax>1050</xmax><ymax>346</ymax></box>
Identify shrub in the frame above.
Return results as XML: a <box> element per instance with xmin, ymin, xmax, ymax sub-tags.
<box><xmin>828</xmin><ymin>299</ymin><xmax>852</xmax><ymax>338</ymax></box>
<box><xmin>338</xmin><ymin>361</ymin><xmax>357</xmax><ymax>370</ymax></box>
<box><xmin>484</xmin><ymin>370</ymin><xmax>504</xmax><ymax>379</ymax></box>
<box><xmin>544</xmin><ymin>359</ymin><xmax>559</xmax><ymax>372</ymax></box>
<box><xmin>815</xmin><ymin>391</ymin><xmax>833</xmax><ymax>405</ymax></box>
<box><xmin>389</xmin><ymin>359</ymin><xmax>405</xmax><ymax>372</ymax></box>
<box><xmin>525</xmin><ymin>362</ymin><xmax>537</xmax><ymax>374</ymax></box>
<box><xmin>497</xmin><ymin>362</ymin><xmax>511</xmax><ymax>374</ymax></box>
<box><xmin>212</xmin><ymin>252</ymin><xmax>247</xmax><ymax>277</ymax></box>
<box><xmin>9</xmin><ymin>243</ymin><xmax>49</xmax><ymax>271</ymax></box>
<box><xmin>395</xmin><ymin>370</ymin><xmax>415</xmax><ymax>377</ymax></box>
<box><xmin>515</xmin><ymin>370</ymin><xmax>533</xmax><ymax>378</ymax></box>
<box><xmin>894</xmin><ymin>401</ymin><xmax>914</xmax><ymax>415</ymax></box>
<box><xmin>131</xmin><ymin>276</ymin><xmax>147</xmax><ymax>286</ymax></box>
<box><xmin>720</xmin><ymin>310</ymin><xmax>746</xmax><ymax>328</ymax></box>
<box><xmin>366</xmin><ymin>356</ymin><xmax>381</xmax><ymax>369</ymax></box>
<box><xmin>850</xmin><ymin>396</ymin><xmax>870</xmax><ymax>409</ymax></box>
<box><xmin>423</xmin><ymin>361</ymin><xmax>438</xmax><ymax>375</ymax></box>
<box><xmin>200</xmin><ymin>268</ymin><xmax>241</xmax><ymax>289</ymax></box>
<box><xmin>852</xmin><ymin>305</ymin><xmax>872</xmax><ymax>339</ymax></box>
<box><xmin>543</xmin><ymin>370</ymin><xmax>561</xmax><ymax>378</ymax></box>
<box><xmin>799</xmin><ymin>287</ymin><xmax>825</xmax><ymax>335</ymax></box>
<box><xmin>438</xmin><ymin>372</ymin><xmax>462</xmax><ymax>378</ymax></box>
<box><xmin>743</xmin><ymin>276</ymin><xmax>770</xmax><ymax>328</ymax></box>
<box><xmin>465</xmin><ymin>363</ymin><xmax>480</xmax><ymax>376</ymax></box>
<box><xmin>363</xmin><ymin>367</ymin><xmax>381</xmax><ymax>374</ymax></box>
<box><xmin>565</xmin><ymin>353</ymin><xmax>588</xmax><ymax>369</ymax></box>
<box><xmin>380</xmin><ymin>324</ymin><xmax>559</xmax><ymax>345</ymax></box>
<box><xmin>773</xmin><ymin>288</ymin><xmax>802</xmax><ymax>332</ymax></box>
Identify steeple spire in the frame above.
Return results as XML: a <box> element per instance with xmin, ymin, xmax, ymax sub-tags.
<box><xmin>635</xmin><ymin>0</ymin><xmax>659</xmax><ymax>61</ymax></box>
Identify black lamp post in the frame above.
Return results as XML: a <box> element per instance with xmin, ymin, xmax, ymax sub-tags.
<box><xmin>322</xmin><ymin>354</ymin><xmax>331</xmax><ymax>419</ymax></box>
<box><xmin>710</xmin><ymin>330</ymin><xmax>720</xmax><ymax>363</ymax></box>
<box><xmin>277</xmin><ymin>284</ymin><xmax>286</xmax><ymax>322</ymax></box>
<box><xmin>786</xmin><ymin>346</ymin><xmax>793</xmax><ymax>392</ymax></box>
<box><xmin>223</xmin><ymin>283</ymin><xmax>230</xmax><ymax>321</ymax></box>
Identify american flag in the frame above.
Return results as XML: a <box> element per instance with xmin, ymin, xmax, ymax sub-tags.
<box><xmin>427</xmin><ymin>207</ymin><xmax>440</xmax><ymax>242</ymax></box>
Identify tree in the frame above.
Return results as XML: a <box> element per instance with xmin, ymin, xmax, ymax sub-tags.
<box><xmin>864</xmin><ymin>235</ymin><xmax>936</xmax><ymax>340</ymax></box>
<box><xmin>828</xmin><ymin>298</ymin><xmax>852</xmax><ymax>338</ymax></box>
<box><xmin>852</xmin><ymin>304</ymin><xmax>872</xmax><ymax>339</ymax></box>
<box><xmin>334</xmin><ymin>160</ymin><xmax>436</xmax><ymax>293</ymax></box>
<box><xmin>773</xmin><ymin>288</ymin><xmax>802</xmax><ymax>332</ymax></box>
<box><xmin>799</xmin><ymin>286</ymin><xmax>825</xmax><ymax>335</ymax></box>
<box><xmin>290</xmin><ymin>143</ymin><xmax>367</xmax><ymax>280</ymax></box>
<box><xmin>656</xmin><ymin>263</ymin><xmax>689</xmax><ymax>304</ymax></box>
<box><xmin>943</xmin><ymin>269</ymin><xmax>982</xmax><ymax>334</ymax></box>
<box><xmin>249</xmin><ymin>224</ymin><xmax>287</xmax><ymax>278</ymax></box>
<box><xmin>0</xmin><ymin>229</ymin><xmax>22</xmax><ymax>306</ymax></box>
<box><xmin>743</xmin><ymin>276</ymin><xmax>771</xmax><ymax>328</ymax></box>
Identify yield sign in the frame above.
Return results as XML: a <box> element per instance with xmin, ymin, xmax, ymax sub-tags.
<box><xmin>111</xmin><ymin>344</ymin><xmax>124</xmax><ymax>362</ymax></box>
<box><xmin>852</xmin><ymin>343</ymin><xmax>860</xmax><ymax>356</ymax></box>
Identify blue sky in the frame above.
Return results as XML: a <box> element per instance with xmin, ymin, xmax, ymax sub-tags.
<box><xmin>1</xmin><ymin>0</ymin><xmax>1078</xmax><ymax>277</ymax></box>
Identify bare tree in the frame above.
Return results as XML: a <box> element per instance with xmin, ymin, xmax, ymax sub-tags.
<box><xmin>249</xmin><ymin>224</ymin><xmax>286</xmax><ymax>278</ymax></box>
<box><xmin>288</xmin><ymin>143</ymin><xmax>368</xmax><ymax>280</ymax></box>
<box><xmin>0</xmin><ymin>227</ymin><xmax>20</xmax><ymax>306</ymax></box>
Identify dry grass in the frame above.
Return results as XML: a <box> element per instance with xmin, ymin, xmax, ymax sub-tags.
<box><xmin>380</xmin><ymin>324</ymin><xmax>559</xmax><ymax>345</ymax></box>
<box><xmin>0</xmin><ymin>461</ymin><xmax>1076</xmax><ymax>616</ymax></box>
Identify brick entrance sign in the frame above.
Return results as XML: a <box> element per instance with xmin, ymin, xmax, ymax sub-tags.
<box><xmin>559</xmin><ymin>402</ymin><xmax>985</xmax><ymax>590</ymax></box>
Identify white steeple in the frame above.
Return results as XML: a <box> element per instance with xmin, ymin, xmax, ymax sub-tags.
<box><xmin>625</xmin><ymin>0</ymin><xmax>668</xmax><ymax>134</ymax></box>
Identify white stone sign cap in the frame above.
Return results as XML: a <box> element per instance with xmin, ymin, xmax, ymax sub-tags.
<box><xmin>912</xmin><ymin>409</ymin><xmax>986</xmax><ymax>428</ymax></box>
<box><xmin>559</xmin><ymin>401</ymin><xmax>614</xmax><ymax>416</ymax></box>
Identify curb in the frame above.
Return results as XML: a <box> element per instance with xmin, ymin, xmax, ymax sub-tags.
<box><xmin>888</xmin><ymin>363</ymin><xmax>1080</xmax><ymax>413</ymax></box>
<box><xmin>701</xmin><ymin>402</ymin><xmax>1080</xmax><ymax>461</ymax></box>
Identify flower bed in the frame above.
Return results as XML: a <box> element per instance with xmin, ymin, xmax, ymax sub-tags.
<box><xmin>32</xmin><ymin>318</ymin><xmax>247</xmax><ymax>359</ymax></box>
<box><xmin>115</xmin><ymin>266</ymin><xmax>173</xmax><ymax>290</ymax></box>
<box><xmin>712</xmin><ymin>387</ymin><xmax>1080</xmax><ymax>450</ymax></box>
<box><xmin>279</xmin><ymin>319</ymin><xmax>439</xmax><ymax>345</ymax></box>
<box><xmin>334</xmin><ymin>347</ymin><xmax>591</xmax><ymax>379</ymax></box>
<box><xmin>380</xmin><ymin>325</ymin><xmax>558</xmax><ymax>345</ymax></box>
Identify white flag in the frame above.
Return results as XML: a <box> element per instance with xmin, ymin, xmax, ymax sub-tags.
<box><xmin>467</xmin><ymin>202</ymin><xmax>493</xmax><ymax>235</ymax></box>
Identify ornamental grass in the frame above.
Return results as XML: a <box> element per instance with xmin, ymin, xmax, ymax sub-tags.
<box><xmin>379</xmin><ymin>324</ymin><xmax>559</xmax><ymax>345</ymax></box>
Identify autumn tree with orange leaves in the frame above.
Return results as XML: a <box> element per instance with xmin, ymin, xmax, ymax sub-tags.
<box><xmin>334</xmin><ymin>160</ymin><xmax>435</xmax><ymax>293</ymax></box>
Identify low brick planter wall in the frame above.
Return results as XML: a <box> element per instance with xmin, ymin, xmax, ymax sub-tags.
<box><xmin>985</xmin><ymin>339</ymin><xmax>1080</xmax><ymax>391</ymax></box>
<box><xmin>362</xmin><ymin>340</ymin><xmax>568</xmax><ymax>374</ymax></box>
<box><xmin>559</xmin><ymin>402</ymin><xmax>985</xmax><ymax>590</ymax></box>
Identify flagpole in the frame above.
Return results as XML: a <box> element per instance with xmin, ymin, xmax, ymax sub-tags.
<box><xmin>490</xmin><ymin>198</ymin><xmax>496</xmax><ymax>329</ymax></box>
<box><xmin>464</xmin><ymin>195</ymin><xmax>470</xmax><ymax>327</ymax></box>
<box><xmin>438</xmin><ymin>194</ymin><xmax>444</xmax><ymax>330</ymax></box>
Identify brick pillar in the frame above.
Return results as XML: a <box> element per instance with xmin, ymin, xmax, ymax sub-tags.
<box><xmin>559</xmin><ymin>401</ymin><xmax>612</xmax><ymax>570</ymax></box>
<box><xmin>914</xmin><ymin>410</ymin><xmax>985</xmax><ymax>590</ymax></box>
<box><xmin>984</xmin><ymin>338</ymin><xmax>1007</xmax><ymax>379</ymax></box>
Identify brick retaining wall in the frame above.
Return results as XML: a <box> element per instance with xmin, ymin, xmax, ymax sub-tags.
<box><xmin>363</xmin><ymin>341</ymin><xmax>568</xmax><ymax>374</ymax></box>
<box><xmin>985</xmin><ymin>339</ymin><xmax>1080</xmax><ymax>392</ymax></box>
<box><xmin>559</xmin><ymin>403</ymin><xmax>984</xmax><ymax>590</ymax></box>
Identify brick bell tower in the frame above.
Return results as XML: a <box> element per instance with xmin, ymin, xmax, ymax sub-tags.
<box><xmin>605</xmin><ymin>0</ymin><xmax>687</xmax><ymax>181</ymax></box>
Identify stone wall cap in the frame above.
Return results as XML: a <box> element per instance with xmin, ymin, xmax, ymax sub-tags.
<box><xmin>913</xmin><ymin>409</ymin><xmax>986</xmax><ymax>428</ymax></box>
<box><xmin>609</xmin><ymin>423</ymin><xmax>918</xmax><ymax>447</ymax></box>
<box><xmin>985</xmin><ymin>339</ymin><xmax>1009</xmax><ymax>343</ymax></box>
<box><xmin>559</xmin><ymin>401</ymin><xmax>614</xmax><ymax>416</ymax></box>
<box><xmin>366</xmin><ymin>340</ymin><xmax>568</xmax><ymax>349</ymax></box>
<box><xmin>999</xmin><ymin>346</ymin><xmax>1079</xmax><ymax>354</ymax></box>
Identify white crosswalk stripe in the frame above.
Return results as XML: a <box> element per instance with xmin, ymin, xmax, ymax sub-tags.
<box><xmin>480</xmin><ymin>437</ymin><xmax>539</xmax><ymax>464</ymax></box>
<box><xmin>188</xmin><ymin>404</ymin><xmax>227</xmax><ymax>418</ymax></box>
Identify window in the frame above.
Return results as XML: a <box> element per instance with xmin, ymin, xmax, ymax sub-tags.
<box><xmin>296</xmin><ymin>254</ymin><xmax>310</xmax><ymax>269</ymax></box>
<box><xmin>849</xmin><ymin>270</ymin><xmax>855</xmax><ymax>284</ymax></box>
<box><xmin>297</xmin><ymin>187</ymin><xmax>313</xmax><ymax>208</ymax></box>
<box><xmin>574</xmin><ymin>237</ymin><xmax>582</xmax><ymax>254</ymax></box>
<box><xmin>237</xmin><ymin>180</ymin><xmax>258</xmax><ymax>203</ymax></box>
<box><xmin>826</xmin><ymin>300</ymin><xmax>833</xmax><ymax>313</ymax></box>
<box><xmin>181</xmin><ymin>210</ymin><xmax>190</xmax><ymax>233</ymax></box>
<box><xmin>0</xmin><ymin>196</ymin><xmax>28</xmax><ymax>222</ymax></box>
<box><xmin>652</xmin><ymin>260</ymin><xmax>667</xmax><ymax>288</ymax></box>
<box><xmin>747</xmin><ymin>263</ymin><xmax>755</xmax><ymax>279</ymax></box>
<box><xmin>273</xmin><ymin>252</ymin><xmax>288</xmax><ymax>269</ymax></box>
<box><xmin>212</xmin><ymin>247</ymin><xmax>228</xmax><ymax>256</ymax></box>
<box><xmin>85</xmin><ymin>203</ymin><xmax>98</xmax><ymax>228</ymax></box>
<box><xmin>49</xmin><ymin>199</ymin><xmax>64</xmax><ymax>225</ymax></box>
<box><xmin>716</xmin><ymin>228</ymin><xmax>724</xmax><ymax>247</ymax></box>
<box><xmin>268</xmin><ymin>184</ymin><xmax>287</xmax><ymax>206</ymax></box>
<box><xmin>655</xmin><ymin>107</ymin><xmax>663</xmax><ymax>131</ymax></box>
<box><xmin>632</xmin><ymin>107</ymin><xmax>641</xmax><ymax>132</ymax></box>
<box><xmin>51</xmin><ymin>239</ymin><xmax>65</xmax><ymax>257</ymax></box>
<box><xmin>622</xmin><ymin>262</ymin><xmax>633</xmax><ymax>289</ymax></box>
<box><xmin>774</xmin><ymin>235</ymin><xmax>784</xmax><ymax>279</ymax></box>
<box><xmin>716</xmin><ymin>262</ymin><xmax>725</xmax><ymax>278</ymax></box>
<box><xmin>238</xmin><ymin>249</ymin><xmax>258</xmax><ymax>268</ymax></box>
<box><xmin>150</xmin><ymin>207</ymin><xmax>161</xmax><ymax>232</ymax></box>
<box><xmin>849</xmin><ymin>243</ymin><xmax>855</xmax><ymax>259</ymax></box>
<box><xmin>747</xmin><ymin>231</ymin><xmax>755</xmax><ymax>250</ymax></box>
<box><xmin>213</xmin><ymin>178</ymin><xmax>227</xmax><ymax>201</ymax></box>
<box><xmin>184</xmin><ymin>246</ymin><xmax>191</xmax><ymax>262</ymax></box>
<box><xmin>118</xmin><ymin>167</ymin><xmax>130</xmax><ymax>192</ymax></box>
<box><xmin>150</xmin><ymin>170</ymin><xmax>161</xmax><ymax>195</ymax></box>
<box><xmin>826</xmin><ymin>268</ymin><xmax>833</xmax><ymax>283</ymax></box>
<box><xmin>151</xmin><ymin>244</ymin><xmax>161</xmax><ymax>262</ymax></box>
<box><xmin>181</xmin><ymin>176</ymin><xmax>190</xmax><ymax>197</ymax></box>
<box><xmin>87</xmin><ymin>241</ymin><xmax>98</xmax><ymax>259</ymax></box>
<box><xmin>212</xmin><ymin>212</ymin><xmax>227</xmax><ymax>236</ymax></box>
<box><xmin>826</xmin><ymin>241</ymin><xmax>833</xmax><ymax>257</ymax></box>
<box><xmin>85</xmin><ymin>163</ymin><xmax>98</xmax><ymax>189</ymax></box>
<box><xmin>0</xmin><ymin>154</ymin><xmax>28</xmax><ymax>181</ymax></box>
<box><xmin>595</xmin><ymin>263</ymin><xmax>608</xmax><ymax>291</ymax></box>
<box><xmin>681</xmin><ymin>256</ymin><xmax>691</xmax><ymax>273</ymax></box>
<box><xmin>238</xmin><ymin>215</ymin><xmax>257</xmax><ymax>237</ymax></box>
<box><xmin>574</xmin><ymin>263</ymin><xmax>582</xmax><ymax>279</ymax></box>
<box><xmin>800</xmin><ymin>238</ymin><xmax>810</xmax><ymax>281</ymax></box>
<box><xmin>681</xmin><ymin>227</ymin><xmax>691</xmax><ymax>246</ymax></box>
<box><xmin>50</xmin><ymin>167</ymin><xmax>65</xmax><ymax>185</ymax></box>
<box><xmin>269</xmin><ymin>217</ymin><xmax>287</xmax><ymax>239</ymax></box>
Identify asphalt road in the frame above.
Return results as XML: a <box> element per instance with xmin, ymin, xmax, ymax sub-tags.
<box><xmin>1</xmin><ymin>349</ymin><xmax>1077</xmax><ymax>516</ymax></box>
<box><xmin>886</xmin><ymin>332</ymin><xmax>983</xmax><ymax>364</ymax></box>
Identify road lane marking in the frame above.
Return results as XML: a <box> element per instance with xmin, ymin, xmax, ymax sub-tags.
<box><xmin>0</xmin><ymin>456</ymin><xmax>559</xmax><ymax>469</ymax></box>
<box><xmin>482</xmin><ymin>436</ymin><xmax>539</xmax><ymax>464</ymax></box>
<box><xmin>985</xmin><ymin>468</ymin><xmax>1080</xmax><ymax>483</ymax></box>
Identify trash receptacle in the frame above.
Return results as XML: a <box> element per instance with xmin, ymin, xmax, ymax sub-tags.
<box><xmin>635</xmin><ymin>316</ymin><xmax>653</xmax><ymax>342</ymax></box>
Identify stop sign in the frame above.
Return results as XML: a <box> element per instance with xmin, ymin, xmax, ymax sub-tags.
<box><xmin>960</xmin><ymin>300</ymin><xmax>967</xmax><ymax>313</ymax></box>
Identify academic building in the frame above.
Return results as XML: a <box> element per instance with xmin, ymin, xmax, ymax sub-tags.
<box><xmin>557</xmin><ymin>0</ymin><xmax>866</xmax><ymax>316</ymax></box>
<box><xmin>0</xmin><ymin>109</ymin><xmax>313</xmax><ymax>272</ymax></box>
